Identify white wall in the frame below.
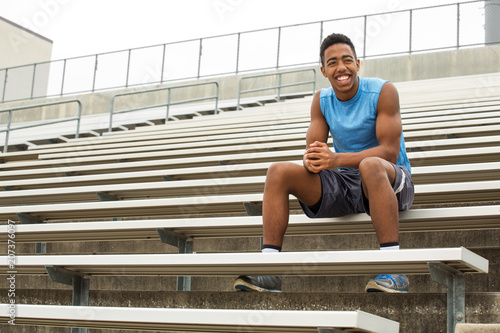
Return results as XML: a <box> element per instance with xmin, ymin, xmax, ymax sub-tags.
<box><xmin>0</xmin><ymin>16</ymin><xmax>53</xmax><ymax>102</ymax></box>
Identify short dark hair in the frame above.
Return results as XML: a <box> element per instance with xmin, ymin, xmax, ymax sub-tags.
<box><xmin>320</xmin><ymin>33</ymin><xmax>357</xmax><ymax>66</ymax></box>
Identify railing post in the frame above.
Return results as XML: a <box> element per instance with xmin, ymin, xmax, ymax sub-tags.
<box><xmin>161</xmin><ymin>44</ymin><xmax>166</xmax><ymax>83</ymax></box>
<box><xmin>312</xmin><ymin>68</ymin><xmax>316</xmax><ymax>94</ymax></box>
<box><xmin>277</xmin><ymin>73</ymin><xmax>282</xmax><ymax>102</ymax></box>
<box><xmin>409</xmin><ymin>9</ymin><xmax>413</xmax><ymax>55</ymax></box>
<box><xmin>456</xmin><ymin>3</ymin><xmax>460</xmax><ymax>49</ymax></box>
<box><xmin>235</xmin><ymin>32</ymin><xmax>241</xmax><ymax>75</ymax></box>
<box><xmin>109</xmin><ymin>96</ymin><xmax>116</xmax><ymax>132</ymax></box>
<box><xmin>92</xmin><ymin>54</ymin><xmax>98</xmax><ymax>93</ymax></box>
<box><xmin>3</xmin><ymin>111</ymin><xmax>12</xmax><ymax>153</ymax></box>
<box><xmin>30</xmin><ymin>64</ymin><xmax>37</xmax><ymax>99</ymax></box>
<box><xmin>276</xmin><ymin>27</ymin><xmax>282</xmax><ymax>70</ymax></box>
<box><xmin>197</xmin><ymin>38</ymin><xmax>203</xmax><ymax>79</ymax></box>
<box><xmin>1</xmin><ymin>68</ymin><xmax>7</xmax><ymax>103</ymax></box>
<box><xmin>214</xmin><ymin>82</ymin><xmax>219</xmax><ymax>115</ymax></box>
<box><xmin>125</xmin><ymin>49</ymin><xmax>132</xmax><ymax>88</ymax></box>
<box><xmin>319</xmin><ymin>21</ymin><xmax>324</xmax><ymax>54</ymax></box>
<box><xmin>166</xmin><ymin>88</ymin><xmax>171</xmax><ymax>123</ymax></box>
<box><xmin>362</xmin><ymin>15</ymin><xmax>367</xmax><ymax>59</ymax></box>
<box><xmin>60</xmin><ymin>59</ymin><xmax>67</xmax><ymax>97</ymax></box>
<box><xmin>75</xmin><ymin>101</ymin><xmax>82</xmax><ymax>139</ymax></box>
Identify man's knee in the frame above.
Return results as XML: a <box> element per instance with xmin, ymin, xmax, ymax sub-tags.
<box><xmin>266</xmin><ymin>162</ymin><xmax>312</xmax><ymax>192</ymax></box>
<box><xmin>359</xmin><ymin>157</ymin><xmax>394</xmax><ymax>184</ymax></box>
<box><xmin>266</xmin><ymin>162</ymin><xmax>300</xmax><ymax>181</ymax></box>
<box><xmin>359</xmin><ymin>157</ymin><xmax>385</xmax><ymax>175</ymax></box>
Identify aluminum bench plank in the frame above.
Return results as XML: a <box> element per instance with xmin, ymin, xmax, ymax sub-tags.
<box><xmin>2</xmin><ymin>126</ymin><xmax>309</xmax><ymax>160</ymax></box>
<box><xmin>0</xmin><ymin>206</ymin><xmax>498</xmax><ymax>243</ymax></box>
<box><xmin>34</xmin><ymin>134</ymin><xmax>500</xmax><ymax>161</ymax></box>
<box><xmin>29</xmin><ymin>108</ymin><xmax>500</xmax><ymax>155</ymax></box>
<box><xmin>0</xmin><ymin>173</ymin><xmax>498</xmax><ymax>206</ymax></box>
<box><xmin>1</xmin><ymin>161</ymin><xmax>499</xmax><ymax>190</ymax></box>
<box><xmin>0</xmin><ymin>305</ymin><xmax>399</xmax><ymax>333</ymax></box>
<box><xmin>2</xmin><ymin>143</ymin><xmax>500</xmax><ymax>173</ymax></box>
<box><xmin>0</xmin><ymin>247</ymin><xmax>488</xmax><ymax>276</ymax></box>
<box><xmin>21</xmin><ymin>103</ymin><xmax>499</xmax><ymax>152</ymax></box>
<box><xmin>0</xmin><ymin>145</ymin><xmax>498</xmax><ymax>182</ymax></box>
<box><xmin>0</xmin><ymin>179</ymin><xmax>498</xmax><ymax>220</ymax></box>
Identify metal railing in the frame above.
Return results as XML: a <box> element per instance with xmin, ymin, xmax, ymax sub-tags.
<box><xmin>0</xmin><ymin>0</ymin><xmax>490</xmax><ymax>104</ymax></box>
<box><xmin>0</xmin><ymin>99</ymin><xmax>82</xmax><ymax>153</ymax></box>
<box><xmin>237</xmin><ymin>69</ymin><xmax>316</xmax><ymax>110</ymax></box>
<box><xmin>108</xmin><ymin>81</ymin><xmax>219</xmax><ymax>132</ymax></box>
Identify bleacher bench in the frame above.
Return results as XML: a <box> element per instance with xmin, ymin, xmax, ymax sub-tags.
<box><xmin>0</xmin><ymin>247</ymin><xmax>488</xmax><ymax>332</ymax></box>
<box><xmin>0</xmin><ymin>180</ymin><xmax>498</xmax><ymax>221</ymax></box>
<box><xmin>0</xmin><ymin>305</ymin><xmax>399</xmax><ymax>333</ymax></box>
<box><xmin>0</xmin><ymin>206</ymin><xmax>498</xmax><ymax>243</ymax></box>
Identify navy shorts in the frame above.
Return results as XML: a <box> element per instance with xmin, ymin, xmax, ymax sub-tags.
<box><xmin>299</xmin><ymin>164</ymin><xmax>414</xmax><ymax>218</ymax></box>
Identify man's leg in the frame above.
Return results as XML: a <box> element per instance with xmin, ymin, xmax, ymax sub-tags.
<box><xmin>262</xmin><ymin>162</ymin><xmax>322</xmax><ymax>248</ymax></box>
<box><xmin>234</xmin><ymin>162</ymin><xmax>322</xmax><ymax>292</ymax></box>
<box><xmin>358</xmin><ymin>157</ymin><xmax>398</xmax><ymax>244</ymax></box>
<box><xmin>359</xmin><ymin>157</ymin><xmax>410</xmax><ymax>293</ymax></box>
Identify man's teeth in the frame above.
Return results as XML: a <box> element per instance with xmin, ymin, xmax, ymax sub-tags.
<box><xmin>337</xmin><ymin>75</ymin><xmax>349</xmax><ymax>82</ymax></box>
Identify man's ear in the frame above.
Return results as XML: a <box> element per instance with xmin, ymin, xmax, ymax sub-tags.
<box><xmin>320</xmin><ymin>66</ymin><xmax>326</xmax><ymax>78</ymax></box>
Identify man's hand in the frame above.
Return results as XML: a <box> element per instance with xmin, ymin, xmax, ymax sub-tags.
<box><xmin>303</xmin><ymin>141</ymin><xmax>336</xmax><ymax>173</ymax></box>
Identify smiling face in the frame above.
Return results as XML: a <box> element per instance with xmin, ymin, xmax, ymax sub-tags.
<box><xmin>320</xmin><ymin>43</ymin><xmax>361</xmax><ymax>101</ymax></box>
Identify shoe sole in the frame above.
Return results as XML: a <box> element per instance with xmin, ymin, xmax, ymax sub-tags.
<box><xmin>365</xmin><ymin>281</ymin><xmax>409</xmax><ymax>293</ymax></box>
<box><xmin>233</xmin><ymin>278</ymin><xmax>282</xmax><ymax>292</ymax></box>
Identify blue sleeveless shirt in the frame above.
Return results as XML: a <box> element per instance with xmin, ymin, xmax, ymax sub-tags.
<box><xmin>319</xmin><ymin>77</ymin><xmax>411</xmax><ymax>174</ymax></box>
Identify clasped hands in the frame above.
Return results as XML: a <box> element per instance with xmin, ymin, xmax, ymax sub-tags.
<box><xmin>303</xmin><ymin>141</ymin><xmax>336</xmax><ymax>173</ymax></box>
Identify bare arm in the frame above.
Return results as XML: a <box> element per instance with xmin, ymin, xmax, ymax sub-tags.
<box><xmin>303</xmin><ymin>90</ymin><xmax>329</xmax><ymax>172</ymax></box>
<box><xmin>305</xmin><ymin>82</ymin><xmax>402</xmax><ymax>172</ymax></box>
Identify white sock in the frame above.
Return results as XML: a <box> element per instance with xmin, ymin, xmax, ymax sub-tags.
<box><xmin>380</xmin><ymin>245</ymin><xmax>400</xmax><ymax>251</ymax></box>
<box><xmin>262</xmin><ymin>248</ymin><xmax>280</xmax><ymax>253</ymax></box>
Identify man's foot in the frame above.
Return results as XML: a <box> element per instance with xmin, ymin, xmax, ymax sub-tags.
<box><xmin>233</xmin><ymin>275</ymin><xmax>282</xmax><ymax>292</ymax></box>
<box><xmin>365</xmin><ymin>274</ymin><xmax>409</xmax><ymax>293</ymax></box>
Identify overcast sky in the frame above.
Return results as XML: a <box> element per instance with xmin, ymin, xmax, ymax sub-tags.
<box><xmin>0</xmin><ymin>0</ymin><xmax>475</xmax><ymax>61</ymax></box>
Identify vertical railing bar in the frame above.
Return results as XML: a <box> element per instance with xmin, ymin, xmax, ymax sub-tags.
<box><xmin>277</xmin><ymin>73</ymin><xmax>282</xmax><ymax>102</ymax></box>
<box><xmin>214</xmin><ymin>82</ymin><xmax>219</xmax><ymax>115</ymax></box>
<box><xmin>409</xmin><ymin>9</ymin><xmax>413</xmax><ymax>54</ymax></box>
<box><xmin>237</xmin><ymin>78</ymin><xmax>242</xmax><ymax>111</ymax></box>
<box><xmin>161</xmin><ymin>44</ymin><xmax>166</xmax><ymax>83</ymax></box>
<box><xmin>312</xmin><ymin>68</ymin><xmax>316</xmax><ymax>94</ymax></box>
<box><xmin>3</xmin><ymin>111</ymin><xmax>12</xmax><ymax>153</ymax></box>
<box><xmin>60</xmin><ymin>59</ymin><xmax>67</xmax><ymax>97</ymax></box>
<box><xmin>456</xmin><ymin>3</ymin><xmax>460</xmax><ymax>49</ymax></box>
<box><xmin>197</xmin><ymin>38</ymin><xmax>203</xmax><ymax>79</ymax></box>
<box><xmin>92</xmin><ymin>54</ymin><xmax>98</xmax><ymax>93</ymax></box>
<box><xmin>30</xmin><ymin>64</ymin><xmax>37</xmax><ymax>99</ymax></box>
<box><xmin>319</xmin><ymin>21</ymin><xmax>324</xmax><ymax>63</ymax></box>
<box><xmin>166</xmin><ymin>88</ymin><xmax>171</xmax><ymax>123</ymax></box>
<box><xmin>362</xmin><ymin>15</ymin><xmax>367</xmax><ymax>59</ymax></box>
<box><xmin>75</xmin><ymin>101</ymin><xmax>82</xmax><ymax>139</ymax></box>
<box><xmin>2</xmin><ymin>69</ymin><xmax>8</xmax><ymax>103</ymax></box>
<box><xmin>276</xmin><ymin>27</ymin><xmax>282</xmax><ymax>70</ymax></box>
<box><xmin>125</xmin><ymin>49</ymin><xmax>132</xmax><ymax>88</ymax></box>
<box><xmin>235</xmin><ymin>32</ymin><xmax>241</xmax><ymax>75</ymax></box>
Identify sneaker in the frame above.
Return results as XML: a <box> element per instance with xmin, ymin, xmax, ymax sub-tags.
<box><xmin>233</xmin><ymin>275</ymin><xmax>282</xmax><ymax>292</ymax></box>
<box><xmin>365</xmin><ymin>274</ymin><xmax>409</xmax><ymax>293</ymax></box>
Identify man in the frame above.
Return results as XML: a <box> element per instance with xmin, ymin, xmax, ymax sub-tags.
<box><xmin>234</xmin><ymin>33</ymin><xmax>414</xmax><ymax>293</ymax></box>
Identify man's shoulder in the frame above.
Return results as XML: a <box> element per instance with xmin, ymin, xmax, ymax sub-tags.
<box><xmin>320</xmin><ymin>87</ymin><xmax>334</xmax><ymax>99</ymax></box>
<box><xmin>360</xmin><ymin>77</ymin><xmax>388</xmax><ymax>93</ymax></box>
